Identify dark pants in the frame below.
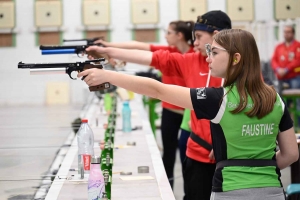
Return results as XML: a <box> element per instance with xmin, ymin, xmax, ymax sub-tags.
<box><xmin>179</xmin><ymin>129</ymin><xmax>191</xmax><ymax>200</ymax></box>
<box><xmin>183</xmin><ymin>157</ymin><xmax>216</xmax><ymax>200</ymax></box>
<box><xmin>161</xmin><ymin>108</ymin><xmax>183</xmax><ymax>189</ymax></box>
<box><xmin>179</xmin><ymin>129</ymin><xmax>190</xmax><ymax>164</ymax></box>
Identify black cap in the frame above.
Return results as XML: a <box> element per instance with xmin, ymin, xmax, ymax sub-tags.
<box><xmin>194</xmin><ymin>10</ymin><xmax>232</xmax><ymax>32</ymax></box>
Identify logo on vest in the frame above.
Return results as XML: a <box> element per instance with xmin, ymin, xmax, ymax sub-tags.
<box><xmin>196</xmin><ymin>87</ymin><xmax>206</xmax><ymax>99</ymax></box>
<box><xmin>228</xmin><ymin>102</ymin><xmax>253</xmax><ymax>109</ymax></box>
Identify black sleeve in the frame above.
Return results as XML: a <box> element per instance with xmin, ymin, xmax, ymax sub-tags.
<box><xmin>190</xmin><ymin>87</ymin><xmax>224</xmax><ymax>120</ymax></box>
<box><xmin>279</xmin><ymin>98</ymin><xmax>294</xmax><ymax>132</ymax></box>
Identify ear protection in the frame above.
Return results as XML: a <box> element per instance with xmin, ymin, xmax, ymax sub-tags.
<box><xmin>234</xmin><ymin>59</ymin><xmax>237</xmax><ymax>63</ymax></box>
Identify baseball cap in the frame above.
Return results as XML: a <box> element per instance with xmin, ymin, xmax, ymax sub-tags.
<box><xmin>194</xmin><ymin>10</ymin><xmax>232</xmax><ymax>33</ymax></box>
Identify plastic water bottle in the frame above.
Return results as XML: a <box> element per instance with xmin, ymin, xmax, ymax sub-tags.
<box><xmin>77</xmin><ymin>119</ymin><xmax>94</xmax><ymax>174</ymax></box>
<box><xmin>122</xmin><ymin>101</ymin><xmax>132</xmax><ymax>133</ymax></box>
<box><xmin>88</xmin><ymin>156</ymin><xmax>105</xmax><ymax>200</ymax></box>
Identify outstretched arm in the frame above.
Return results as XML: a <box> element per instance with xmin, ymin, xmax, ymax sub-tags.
<box><xmin>95</xmin><ymin>39</ymin><xmax>151</xmax><ymax>51</ymax></box>
<box><xmin>86</xmin><ymin>46</ymin><xmax>153</xmax><ymax>66</ymax></box>
<box><xmin>78</xmin><ymin>68</ymin><xmax>193</xmax><ymax>110</ymax></box>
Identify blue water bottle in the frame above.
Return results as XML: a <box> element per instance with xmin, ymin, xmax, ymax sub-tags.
<box><xmin>122</xmin><ymin>101</ymin><xmax>132</xmax><ymax>133</ymax></box>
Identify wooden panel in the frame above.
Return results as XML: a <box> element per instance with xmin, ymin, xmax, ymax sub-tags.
<box><xmin>86</xmin><ymin>30</ymin><xmax>108</xmax><ymax>41</ymax></box>
<box><xmin>133</xmin><ymin>29</ymin><xmax>157</xmax><ymax>42</ymax></box>
<box><xmin>0</xmin><ymin>33</ymin><xmax>12</xmax><ymax>46</ymax></box>
<box><xmin>38</xmin><ymin>32</ymin><xmax>60</xmax><ymax>45</ymax></box>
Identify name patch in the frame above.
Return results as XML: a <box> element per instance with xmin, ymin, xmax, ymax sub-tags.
<box><xmin>241</xmin><ymin>123</ymin><xmax>274</xmax><ymax>136</ymax></box>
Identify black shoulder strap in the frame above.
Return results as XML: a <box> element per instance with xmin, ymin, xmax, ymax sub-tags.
<box><xmin>190</xmin><ymin>132</ymin><xmax>212</xmax><ymax>151</ymax></box>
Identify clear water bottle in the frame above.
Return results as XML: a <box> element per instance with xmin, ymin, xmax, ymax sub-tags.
<box><xmin>88</xmin><ymin>156</ymin><xmax>105</xmax><ymax>200</ymax></box>
<box><xmin>77</xmin><ymin>119</ymin><xmax>94</xmax><ymax>174</ymax></box>
<box><xmin>122</xmin><ymin>101</ymin><xmax>132</xmax><ymax>133</ymax></box>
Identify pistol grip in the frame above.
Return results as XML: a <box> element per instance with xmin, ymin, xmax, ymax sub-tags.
<box><xmin>89</xmin><ymin>82</ymin><xmax>111</xmax><ymax>92</ymax></box>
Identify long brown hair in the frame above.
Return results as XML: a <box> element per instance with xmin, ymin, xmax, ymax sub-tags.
<box><xmin>214</xmin><ymin>29</ymin><xmax>277</xmax><ymax>119</ymax></box>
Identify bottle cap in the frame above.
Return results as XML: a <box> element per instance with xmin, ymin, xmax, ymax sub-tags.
<box><xmin>91</xmin><ymin>156</ymin><xmax>101</xmax><ymax>164</ymax></box>
<box><xmin>102</xmin><ymin>192</ymin><xmax>108</xmax><ymax>198</ymax></box>
<box><xmin>123</xmin><ymin>101</ymin><xmax>129</xmax><ymax>105</ymax></box>
<box><xmin>81</xmin><ymin>119</ymin><xmax>88</xmax><ymax>123</ymax></box>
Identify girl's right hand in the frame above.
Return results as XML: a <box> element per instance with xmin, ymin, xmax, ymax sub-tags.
<box><xmin>86</xmin><ymin>46</ymin><xmax>111</xmax><ymax>62</ymax></box>
<box><xmin>77</xmin><ymin>68</ymin><xmax>108</xmax><ymax>87</ymax></box>
<box><xmin>85</xmin><ymin>46</ymin><xmax>107</xmax><ymax>58</ymax></box>
<box><xmin>94</xmin><ymin>39</ymin><xmax>109</xmax><ymax>47</ymax></box>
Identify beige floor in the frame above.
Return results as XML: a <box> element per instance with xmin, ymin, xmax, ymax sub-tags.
<box><xmin>0</xmin><ymin>105</ymin><xmax>83</xmax><ymax>200</ymax></box>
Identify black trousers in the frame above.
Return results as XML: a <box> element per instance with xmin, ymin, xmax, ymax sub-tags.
<box><xmin>183</xmin><ymin>157</ymin><xmax>216</xmax><ymax>200</ymax></box>
<box><xmin>161</xmin><ymin>108</ymin><xmax>183</xmax><ymax>189</ymax></box>
<box><xmin>179</xmin><ymin>129</ymin><xmax>191</xmax><ymax>199</ymax></box>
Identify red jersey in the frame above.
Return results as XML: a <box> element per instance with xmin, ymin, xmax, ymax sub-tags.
<box><xmin>271</xmin><ymin>40</ymin><xmax>300</xmax><ymax>80</ymax></box>
<box><xmin>150</xmin><ymin>45</ymin><xmax>194</xmax><ymax>110</ymax></box>
<box><xmin>150</xmin><ymin>50</ymin><xmax>223</xmax><ymax>163</ymax></box>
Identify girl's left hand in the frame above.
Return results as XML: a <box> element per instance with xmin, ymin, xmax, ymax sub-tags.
<box><xmin>209</xmin><ymin>150</ymin><xmax>215</xmax><ymax>160</ymax></box>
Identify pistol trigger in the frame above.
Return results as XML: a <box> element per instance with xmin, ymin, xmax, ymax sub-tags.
<box><xmin>69</xmin><ymin>73</ymin><xmax>76</xmax><ymax>80</ymax></box>
<box><xmin>66</xmin><ymin>68</ymin><xmax>77</xmax><ymax>80</ymax></box>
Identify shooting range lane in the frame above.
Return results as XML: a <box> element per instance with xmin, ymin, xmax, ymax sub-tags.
<box><xmin>45</xmin><ymin>94</ymin><xmax>175</xmax><ymax>200</ymax></box>
<box><xmin>0</xmin><ymin>104</ymin><xmax>83</xmax><ymax>199</ymax></box>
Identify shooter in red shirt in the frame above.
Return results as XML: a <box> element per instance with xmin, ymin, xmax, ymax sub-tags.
<box><xmin>95</xmin><ymin>21</ymin><xmax>195</xmax><ymax>189</ymax></box>
<box><xmin>85</xmin><ymin>10</ymin><xmax>232</xmax><ymax>200</ymax></box>
<box><xmin>271</xmin><ymin>25</ymin><xmax>300</xmax><ymax>86</ymax></box>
